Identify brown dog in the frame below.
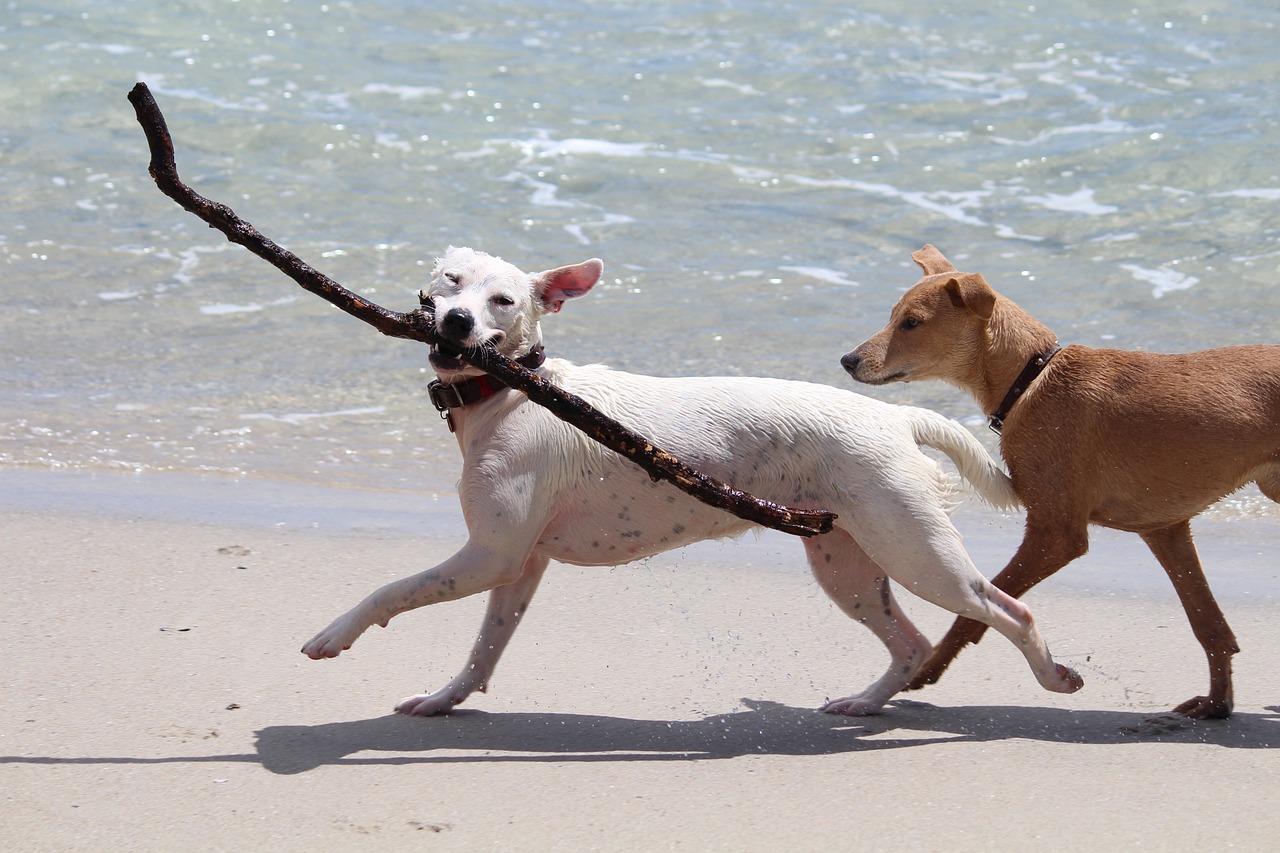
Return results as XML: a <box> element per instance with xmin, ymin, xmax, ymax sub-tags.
<box><xmin>842</xmin><ymin>244</ymin><xmax>1280</xmax><ymax>718</ymax></box>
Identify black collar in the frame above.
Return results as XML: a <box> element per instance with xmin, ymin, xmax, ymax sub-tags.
<box><xmin>988</xmin><ymin>345</ymin><xmax>1061</xmax><ymax>434</ymax></box>
<box><xmin>428</xmin><ymin>345</ymin><xmax>546</xmax><ymax>431</ymax></box>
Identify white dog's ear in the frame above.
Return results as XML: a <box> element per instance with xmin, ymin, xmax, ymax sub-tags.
<box><xmin>912</xmin><ymin>244</ymin><xmax>956</xmax><ymax>276</ymax></box>
<box><xmin>532</xmin><ymin>258</ymin><xmax>603</xmax><ymax>314</ymax></box>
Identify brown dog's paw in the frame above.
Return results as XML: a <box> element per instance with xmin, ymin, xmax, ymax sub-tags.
<box><xmin>1172</xmin><ymin>694</ymin><xmax>1233</xmax><ymax>720</ymax></box>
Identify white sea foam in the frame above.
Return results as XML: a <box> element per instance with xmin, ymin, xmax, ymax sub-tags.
<box><xmin>240</xmin><ymin>406</ymin><xmax>386</xmax><ymax>426</ymax></box>
<box><xmin>787</xmin><ymin>174</ymin><xmax>989</xmax><ymax>227</ymax></box>
<box><xmin>778</xmin><ymin>266</ymin><xmax>858</xmax><ymax>286</ymax></box>
<box><xmin>1023</xmin><ymin>188</ymin><xmax>1118</xmax><ymax>215</ymax></box>
<box><xmin>1212</xmin><ymin>188</ymin><xmax>1280</xmax><ymax>201</ymax></box>
<box><xmin>929</xmin><ymin>69</ymin><xmax>1027</xmax><ymax>104</ymax></box>
<box><xmin>991</xmin><ymin>119</ymin><xmax>1137</xmax><ymax>147</ymax></box>
<box><xmin>199</xmin><ymin>296</ymin><xmax>296</xmax><ymax>315</ymax></box>
<box><xmin>80</xmin><ymin>42</ymin><xmax>137</xmax><ymax>55</ymax></box>
<box><xmin>375</xmin><ymin>132</ymin><xmax>412</xmax><ymax>152</ymax></box>
<box><xmin>1120</xmin><ymin>263</ymin><xmax>1199</xmax><ymax>298</ymax></box>
<box><xmin>361</xmin><ymin>83</ymin><xmax>442</xmax><ymax>100</ymax></box>
<box><xmin>700</xmin><ymin>78</ymin><xmax>764</xmax><ymax>96</ymax></box>
<box><xmin>520</xmin><ymin>137</ymin><xmax>651</xmax><ymax>159</ymax></box>
<box><xmin>201</xmin><ymin>303</ymin><xmax>264</xmax><ymax>315</ymax></box>
<box><xmin>502</xmin><ymin>171</ymin><xmax>577</xmax><ymax>208</ymax></box>
<box><xmin>142</xmin><ymin>76</ymin><xmax>270</xmax><ymax>112</ymax></box>
<box><xmin>564</xmin><ymin>213</ymin><xmax>636</xmax><ymax>246</ymax></box>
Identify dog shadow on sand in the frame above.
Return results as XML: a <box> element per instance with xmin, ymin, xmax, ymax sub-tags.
<box><xmin>5</xmin><ymin>700</ymin><xmax>1277</xmax><ymax>774</ymax></box>
<box><xmin>251</xmin><ymin>699</ymin><xmax>1280</xmax><ymax>775</ymax></box>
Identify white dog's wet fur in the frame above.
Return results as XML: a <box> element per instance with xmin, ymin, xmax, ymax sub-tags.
<box><xmin>301</xmin><ymin>247</ymin><xmax>1083</xmax><ymax>716</ymax></box>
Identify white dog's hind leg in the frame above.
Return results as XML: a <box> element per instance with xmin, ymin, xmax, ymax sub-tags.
<box><xmin>301</xmin><ymin>540</ymin><xmax>528</xmax><ymax>660</ymax></box>
<box><xmin>966</xmin><ymin>582</ymin><xmax>1085</xmax><ymax>694</ymax></box>
<box><xmin>396</xmin><ymin>554</ymin><xmax>550</xmax><ymax>716</ymax></box>
<box><xmin>804</xmin><ymin>530</ymin><xmax>932</xmax><ymax>716</ymax></box>
<box><xmin>853</xmin><ymin>508</ymin><xmax>1084</xmax><ymax>697</ymax></box>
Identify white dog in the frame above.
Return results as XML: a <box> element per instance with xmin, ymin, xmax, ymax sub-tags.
<box><xmin>302</xmin><ymin>247</ymin><xmax>1083</xmax><ymax>716</ymax></box>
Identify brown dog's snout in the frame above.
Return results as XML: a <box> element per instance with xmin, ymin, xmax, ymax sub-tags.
<box><xmin>840</xmin><ymin>350</ymin><xmax>862</xmax><ymax>377</ymax></box>
<box><xmin>440</xmin><ymin>308</ymin><xmax>475</xmax><ymax>343</ymax></box>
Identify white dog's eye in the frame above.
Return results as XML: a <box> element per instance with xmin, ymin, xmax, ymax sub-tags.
<box><xmin>492</xmin><ymin>294</ymin><xmax>515</xmax><ymax>307</ymax></box>
<box><xmin>444</xmin><ymin>272</ymin><xmax>461</xmax><ymax>285</ymax></box>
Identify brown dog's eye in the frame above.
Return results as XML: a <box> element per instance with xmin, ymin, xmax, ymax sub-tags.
<box><xmin>900</xmin><ymin>317</ymin><xmax>922</xmax><ymax>330</ymax></box>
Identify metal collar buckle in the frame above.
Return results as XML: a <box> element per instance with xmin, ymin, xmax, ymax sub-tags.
<box><xmin>428</xmin><ymin>380</ymin><xmax>463</xmax><ymax>414</ymax></box>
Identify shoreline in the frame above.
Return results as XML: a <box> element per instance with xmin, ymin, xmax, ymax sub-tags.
<box><xmin>4</xmin><ymin>464</ymin><xmax>1276</xmax><ymax>600</ymax></box>
<box><xmin>4</xmin><ymin>466</ymin><xmax>1280</xmax><ymax>850</ymax></box>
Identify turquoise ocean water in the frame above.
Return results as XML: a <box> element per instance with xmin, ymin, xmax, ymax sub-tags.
<box><xmin>2</xmin><ymin>0</ymin><xmax>1278</xmax><ymax>519</ymax></box>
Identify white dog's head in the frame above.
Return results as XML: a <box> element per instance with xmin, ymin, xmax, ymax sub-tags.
<box><xmin>423</xmin><ymin>246</ymin><xmax>603</xmax><ymax>380</ymax></box>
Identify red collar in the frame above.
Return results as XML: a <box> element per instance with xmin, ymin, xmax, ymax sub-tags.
<box><xmin>428</xmin><ymin>345</ymin><xmax>546</xmax><ymax>431</ymax></box>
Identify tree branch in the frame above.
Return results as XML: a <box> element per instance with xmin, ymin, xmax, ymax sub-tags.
<box><xmin>126</xmin><ymin>82</ymin><xmax>836</xmax><ymax>538</ymax></box>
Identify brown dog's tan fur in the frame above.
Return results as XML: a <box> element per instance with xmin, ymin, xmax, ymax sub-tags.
<box><xmin>842</xmin><ymin>244</ymin><xmax>1280</xmax><ymax>718</ymax></box>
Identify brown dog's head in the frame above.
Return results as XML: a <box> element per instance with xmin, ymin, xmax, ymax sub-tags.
<box><xmin>840</xmin><ymin>245</ymin><xmax>997</xmax><ymax>390</ymax></box>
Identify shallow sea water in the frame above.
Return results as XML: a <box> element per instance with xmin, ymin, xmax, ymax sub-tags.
<box><xmin>2</xmin><ymin>0</ymin><xmax>1278</xmax><ymax>515</ymax></box>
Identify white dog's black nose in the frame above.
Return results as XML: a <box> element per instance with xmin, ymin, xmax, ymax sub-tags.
<box><xmin>440</xmin><ymin>308</ymin><xmax>475</xmax><ymax>343</ymax></box>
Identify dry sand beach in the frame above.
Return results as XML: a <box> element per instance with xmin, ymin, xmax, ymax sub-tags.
<box><xmin>3</xmin><ymin>469</ymin><xmax>1280</xmax><ymax>851</ymax></box>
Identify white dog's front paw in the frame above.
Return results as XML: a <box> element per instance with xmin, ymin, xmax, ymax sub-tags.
<box><xmin>300</xmin><ymin>614</ymin><xmax>366</xmax><ymax>660</ymax></box>
<box><xmin>820</xmin><ymin>694</ymin><xmax>887</xmax><ymax>717</ymax></box>
<box><xmin>395</xmin><ymin>688</ymin><xmax>470</xmax><ymax>717</ymax></box>
<box><xmin>1046</xmin><ymin>662</ymin><xmax>1085</xmax><ymax>694</ymax></box>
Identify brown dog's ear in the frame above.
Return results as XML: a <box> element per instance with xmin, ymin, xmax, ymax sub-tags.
<box><xmin>912</xmin><ymin>244</ymin><xmax>956</xmax><ymax>275</ymax></box>
<box><xmin>532</xmin><ymin>258</ymin><xmax>604</xmax><ymax>314</ymax></box>
<box><xmin>944</xmin><ymin>273</ymin><xmax>996</xmax><ymax>320</ymax></box>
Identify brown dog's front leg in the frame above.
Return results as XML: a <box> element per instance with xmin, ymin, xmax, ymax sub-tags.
<box><xmin>907</xmin><ymin>520</ymin><xmax>1087</xmax><ymax>690</ymax></box>
<box><xmin>906</xmin><ymin>616</ymin><xmax>985</xmax><ymax>690</ymax></box>
<box><xmin>1140</xmin><ymin>522</ymin><xmax>1238</xmax><ymax>719</ymax></box>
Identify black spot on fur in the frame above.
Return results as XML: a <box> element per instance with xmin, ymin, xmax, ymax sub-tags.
<box><xmin>672</xmin><ymin>524</ymin><xmax>685</xmax><ymax>535</ymax></box>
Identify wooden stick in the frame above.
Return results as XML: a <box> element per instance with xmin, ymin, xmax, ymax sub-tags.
<box><xmin>126</xmin><ymin>82</ymin><xmax>836</xmax><ymax>537</ymax></box>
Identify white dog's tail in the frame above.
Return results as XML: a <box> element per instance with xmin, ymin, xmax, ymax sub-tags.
<box><xmin>908</xmin><ymin>410</ymin><xmax>1020</xmax><ymax>510</ymax></box>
